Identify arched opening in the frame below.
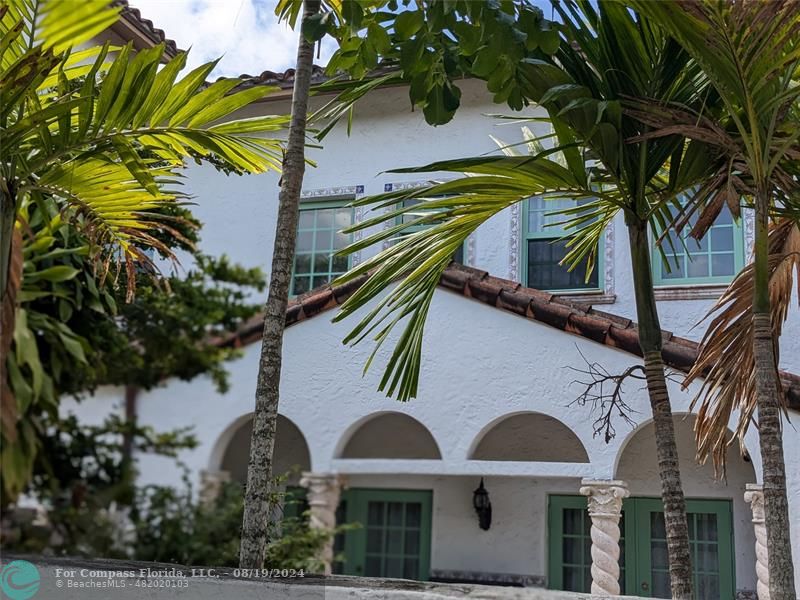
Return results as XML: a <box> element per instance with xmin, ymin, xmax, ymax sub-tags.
<box><xmin>220</xmin><ymin>414</ymin><xmax>311</xmax><ymax>485</ymax></box>
<box><xmin>337</xmin><ymin>412</ymin><xmax>441</xmax><ymax>459</ymax></box>
<box><xmin>615</xmin><ymin>413</ymin><xmax>757</xmax><ymax>596</ymax></box>
<box><xmin>615</xmin><ymin>413</ymin><xmax>756</xmax><ymax>495</ymax></box>
<box><xmin>469</xmin><ymin>412</ymin><xmax>589</xmax><ymax>462</ymax></box>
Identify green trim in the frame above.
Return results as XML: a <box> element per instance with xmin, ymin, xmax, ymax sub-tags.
<box><xmin>291</xmin><ymin>198</ymin><xmax>353</xmax><ymax>296</ymax></box>
<box><xmin>652</xmin><ymin>211</ymin><xmax>745</xmax><ymax>287</ymax></box>
<box><xmin>337</xmin><ymin>488</ymin><xmax>432</xmax><ymax>581</ymax></box>
<box><xmin>547</xmin><ymin>495</ymin><xmax>592</xmax><ymax>592</ymax></box>
<box><xmin>521</xmin><ymin>197</ymin><xmax>604</xmax><ymax>293</ymax></box>
<box><xmin>548</xmin><ymin>496</ymin><xmax>735</xmax><ymax>599</ymax></box>
<box><xmin>394</xmin><ymin>198</ymin><xmax>467</xmax><ymax>262</ymax></box>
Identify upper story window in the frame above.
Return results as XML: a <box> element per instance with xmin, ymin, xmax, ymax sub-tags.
<box><xmin>653</xmin><ymin>202</ymin><xmax>744</xmax><ymax>286</ymax></box>
<box><xmin>291</xmin><ymin>198</ymin><xmax>353</xmax><ymax>295</ymax></box>
<box><xmin>396</xmin><ymin>196</ymin><xmax>464</xmax><ymax>264</ymax></box>
<box><xmin>523</xmin><ymin>196</ymin><xmax>600</xmax><ymax>291</ymax></box>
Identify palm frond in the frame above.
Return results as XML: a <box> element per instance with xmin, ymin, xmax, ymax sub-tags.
<box><xmin>685</xmin><ymin>218</ymin><xmax>800</xmax><ymax>473</ymax></box>
<box><xmin>0</xmin><ymin>0</ymin><xmax>119</xmax><ymax>70</ymax></box>
<box><xmin>3</xmin><ymin>33</ymin><xmax>289</xmax><ymax>281</ymax></box>
<box><xmin>333</xmin><ymin>144</ymin><xmax>612</xmax><ymax>400</ymax></box>
<box><xmin>626</xmin><ymin>0</ymin><xmax>800</xmax><ymax>216</ymax></box>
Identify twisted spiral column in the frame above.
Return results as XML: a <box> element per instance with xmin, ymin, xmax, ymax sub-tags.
<box><xmin>300</xmin><ymin>472</ymin><xmax>343</xmax><ymax>575</ymax></box>
<box><xmin>745</xmin><ymin>483</ymin><xmax>769</xmax><ymax>600</ymax></box>
<box><xmin>580</xmin><ymin>479</ymin><xmax>629</xmax><ymax>596</ymax></box>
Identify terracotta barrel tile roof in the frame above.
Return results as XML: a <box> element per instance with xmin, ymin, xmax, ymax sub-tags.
<box><xmin>112</xmin><ymin>1</ymin><xmax>179</xmax><ymax>57</ymax></box>
<box><xmin>217</xmin><ymin>263</ymin><xmax>800</xmax><ymax>411</ymax></box>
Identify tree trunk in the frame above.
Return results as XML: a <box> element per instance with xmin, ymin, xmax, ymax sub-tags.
<box><xmin>120</xmin><ymin>385</ymin><xmax>138</xmax><ymax>485</ymax></box>
<box><xmin>752</xmin><ymin>195</ymin><xmax>796</xmax><ymax>600</ymax></box>
<box><xmin>0</xmin><ymin>228</ymin><xmax>22</xmax><ymax>443</ymax></box>
<box><xmin>0</xmin><ymin>186</ymin><xmax>16</xmax><ymax>305</ymax></box>
<box><xmin>628</xmin><ymin>222</ymin><xmax>693</xmax><ymax>600</ymax></box>
<box><xmin>238</xmin><ymin>0</ymin><xmax>320</xmax><ymax>569</ymax></box>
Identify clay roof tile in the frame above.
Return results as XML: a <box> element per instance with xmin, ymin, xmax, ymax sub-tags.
<box><xmin>217</xmin><ymin>262</ymin><xmax>800</xmax><ymax>412</ymax></box>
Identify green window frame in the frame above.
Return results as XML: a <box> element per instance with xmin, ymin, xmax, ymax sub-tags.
<box><xmin>291</xmin><ymin>198</ymin><xmax>353</xmax><ymax>296</ymax></box>
<box><xmin>548</xmin><ymin>495</ymin><xmax>734</xmax><ymax>599</ymax></box>
<box><xmin>522</xmin><ymin>196</ymin><xmax>603</xmax><ymax>292</ymax></box>
<box><xmin>547</xmin><ymin>495</ymin><xmax>595</xmax><ymax>592</ymax></box>
<box><xmin>394</xmin><ymin>197</ymin><xmax>466</xmax><ymax>264</ymax></box>
<box><xmin>334</xmin><ymin>488</ymin><xmax>432</xmax><ymax>581</ymax></box>
<box><xmin>652</xmin><ymin>202</ymin><xmax>745</xmax><ymax>286</ymax></box>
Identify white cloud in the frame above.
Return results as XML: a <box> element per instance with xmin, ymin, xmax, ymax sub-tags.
<box><xmin>130</xmin><ymin>0</ymin><xmax>335</xmax><ymax>78</ymax></box>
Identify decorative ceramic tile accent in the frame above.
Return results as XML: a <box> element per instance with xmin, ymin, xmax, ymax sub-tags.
<box><xmin>743</xmin><ymin>207</ymin><xmax>755</xmax><ymax>259</ymax></box>
<box><xmin>301</xmin><ymin>185</ymin><xmax>362</xmax><ymax>199</ymax></box>
<box><xmin>466</xmin><ymin>232</ymin><xmax>477</xmax><ymax>267</ymax></box>
<box><xmin>509</xmin><ymin>202</ymin><xmax>521</xmax><ymax>281</ymax></box>
<box><xmin>430</xmin><ymin>569</ymin><xmax>545</xmax><ymax>588</ymax></box>
<box><xmin>603</xmin><ymin>219</ymin><xmax>615</xmax><ymax>295</ymax></box>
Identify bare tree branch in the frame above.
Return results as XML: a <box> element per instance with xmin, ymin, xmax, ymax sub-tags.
<box><xmin>566</xmin><ymin>345</ymin><xmax>681</xmax><ymax>443</ymax></box>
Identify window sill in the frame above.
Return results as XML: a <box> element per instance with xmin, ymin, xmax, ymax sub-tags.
<box><xmin>552</xmin><ymin>291</ymin><xmax>617</xmax><ymax>305</ymax></box>
<box><xmin>654</xmin><ymin>284</ymin><xmax>728</xmax><ymax>301</ymax></box>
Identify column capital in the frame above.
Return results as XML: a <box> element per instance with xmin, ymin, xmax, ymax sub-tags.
<box><xmin>299</xmin><ymin>472</ymin><xmax>344</xmax><ymax>501</ymax></box>
<box><xmin>744</xmin><ymin>483</ymin><xmax>765</xmax><ymax>523</ymax></box>
<box><xmin>580</xmin><ymin>479</ymin><xmax>630</xmax><ymax>518</ymax></box>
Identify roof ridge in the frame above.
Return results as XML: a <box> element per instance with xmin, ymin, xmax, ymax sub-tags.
<box><xmin>216</xmin><ymin>263</ymin><xmax>800</xmax><ymax>411</ymax></box>
<box><xmin>113</xmin><ymin>1</ymin><xmax>180</xmax><ymax>58</ymax></box>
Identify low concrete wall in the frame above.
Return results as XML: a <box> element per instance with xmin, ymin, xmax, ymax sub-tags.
<box><xmin>2</xmin><ymin>556</ymin><xmax>641</xmax><ymax>600</ymax></box>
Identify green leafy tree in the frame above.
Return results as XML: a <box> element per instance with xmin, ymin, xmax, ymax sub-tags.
<box><xmin>0</xmin><ymin>0</ymin><xmax>287</xmax><ymax>501</ymax></box>
<box><xmin>6</xmin><ymin>414</ymin><xmax>342</xmax><ymax>573</ymax></box>
<box><xmin>626</xmin><ymin>2</ymin><xmax>800</xmax><ymax>597</ymax></box>
<box><xmin>294</xmin><ymin>0</ymin><xmax>560</xmax><ymax>130</ymax></box>
<box><xmin>2</xmin><ymin>192</ymin><xmax>266</xmax><ymax>503</ymax></box>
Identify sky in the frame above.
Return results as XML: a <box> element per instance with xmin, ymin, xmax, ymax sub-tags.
<box><xmin>131</xmin><ymin>0</ymin><xmax>557</xmax><ymax>80</ymax></box>
<box><xmin>131</xmin><ymin>0</ymin><xmax>337</xmax><ymax>79</ymax></box>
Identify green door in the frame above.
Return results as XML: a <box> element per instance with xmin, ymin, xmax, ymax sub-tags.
<box><xmin>336</xmin><ymin>488</ymin><xmax>432</xmax><ymax>580</ymax></box>
<box><xmin>548</xmin><ymin>495</ymin><xmax>627</xmax><ymax>593</ymax></box>
<box><xmin>632</xmin><ymin>498</ymin><xmax>734</xmax><ymax>599</ymax></box>
<box><xmin>548</xmin><ymin>496</ymin><xmax>734</xmax><ymax>599</ymax></box>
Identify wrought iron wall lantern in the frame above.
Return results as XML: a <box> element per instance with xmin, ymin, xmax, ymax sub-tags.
<box><xmin>473</xmin><ymin>477</ymin><xmax>492</xmax><ymax>530</ymax></box>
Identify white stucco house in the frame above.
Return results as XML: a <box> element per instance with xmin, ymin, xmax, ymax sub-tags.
<box><xmin>71</xmin><ymin>8</ymin><xmax>800</xmax><ymax>600</ymax></box>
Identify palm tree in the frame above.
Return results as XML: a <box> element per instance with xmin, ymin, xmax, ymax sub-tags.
<box><xmin>627</xmin><ymin>2</ymin><xmax>800</xmax><ymax>597</ymax></box>
<box><xmin>238</xmin><ymin>0</ymin><xmax>321</xmax><ymax>569</ymax></box>
<box><xmin>332</xmin><ymin>3</ymin><xmax>711</xmax><ymax>596</ymax></box>
<box><xmin>1</xmin><ymin>0</ymin><xmax>287</xmax><ymax>500</ymax></box>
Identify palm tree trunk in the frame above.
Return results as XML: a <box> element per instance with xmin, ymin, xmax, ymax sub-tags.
<box><xmin>1</xmin><ymin>228</ymin><xmax>22</xmax><ymax>444</ymax></box>
<box><xmin>238</xmin><ymin>0</ymin><xmax>320</xmax><ymax>569</ymax></box>
<box><xmin>628</xmin><ymin>222</ymin><xmax>693</xmax><ymax>600</ymax></box>
<box><xmin>752</xmin><ymin>194</ymin><xmax>797</xmax><ymax>600</ymax></box>
<box><xmin>1</xmin><ymin>187</ymin><xmax>16</xmax><ymax>306</ymax></box>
